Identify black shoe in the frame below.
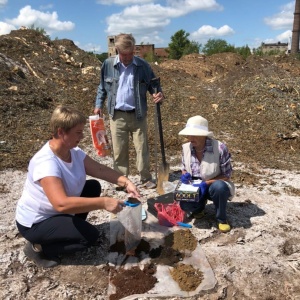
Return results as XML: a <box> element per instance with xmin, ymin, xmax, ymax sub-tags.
<box><xmin>115</xmin><ymin>185</ymin><xmax>126</xmax><ymax>191</ymax></box>
<box><xmin>23</xmin><ymin>242</ymin><xmax>60</xmax><ymax>268</ymax></box>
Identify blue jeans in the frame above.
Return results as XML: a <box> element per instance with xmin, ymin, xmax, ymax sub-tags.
<box><xmin>179</xmin><ymin>180</ymin><xmax>230</xmax><ymax>223</ymax></box>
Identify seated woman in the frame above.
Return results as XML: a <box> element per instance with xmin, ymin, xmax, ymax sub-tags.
<box><xmin>15</xmin><ymin>105</ymin><xmax>140</xmax><ymax>268</ymax></box>
<box><xmin>178</xmin><ymin>115</ymin><xmax>235</xmax><ymax>233</ymax></box>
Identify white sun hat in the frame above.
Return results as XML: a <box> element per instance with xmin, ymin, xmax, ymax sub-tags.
<box><xmin>178</xmin><ymin>115</ymin><xmax>214</xmax><ymax>137</ymax></box>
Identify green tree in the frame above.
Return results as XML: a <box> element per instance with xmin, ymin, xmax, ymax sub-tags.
<box><xmin>252</xmin><ymin>47</ymin><xmax>285</xmax><ymax>57</ymax></box>
<box><xmin>143</xmin><ymin>51</ymin><xmax>156</xmax><ymax>62</ymax></box>
<box><xmin>168</xmin><ymin>30</ymin><xmax>191</xmax><ymax>59</ymax></box>
<box><xmin>183</xmin><ymin>40</ymin><xmax>201</xmax><ymax>56</ymax></box>
<box><xmin>97</xmin><ymin>53</ymin><xmax>108</xmax><ymax>62</ymax></box>
<box><xmin>235</xmin><ymin>45</ymin><xmax>252</xmax><ymax>59</ymax></box>
<box><xmin>88</xmin><ymin>52</ymin><xmax>108</xmax><ymax>62</ymax></box>
<box><xmin>29</xmin><ymin>24</ymin><xmax>51</xmax><ymax>39</ymax></box>
<box><xmin>202</xmin><ymin>38</ymin><xmax>235</xmax><ymax>55</ymax></box>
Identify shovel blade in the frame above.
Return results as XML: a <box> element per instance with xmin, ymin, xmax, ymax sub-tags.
<box><xmin>156</xmin><ymin>163</ymin><xmax>170</xmax><ymax>195</ymax></box>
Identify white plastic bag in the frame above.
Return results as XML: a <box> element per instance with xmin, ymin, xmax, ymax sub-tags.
<box><xmin>163</xmin><ymin>181</ymin><xmax>176</xmax><ymax>193</ymax></box>
<box><xmin>117</xmin><ymin>204</ymin><xmax>142</xmax><ymax>253</ymax></box>
<box><xmin>89</xmin><ymin>115</ymin><xmax>111</xmax><ymax>157</ymax></box>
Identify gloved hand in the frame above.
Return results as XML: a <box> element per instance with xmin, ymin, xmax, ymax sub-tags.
<box><xmin>180</xmin><ymin>172</ymin><xmax>192</xmax><ymax>184</ymax></box>
<box><xmin>198</xmin><ymin>181</ymin><xmax>208</xmax><ymax>201</ymax></box>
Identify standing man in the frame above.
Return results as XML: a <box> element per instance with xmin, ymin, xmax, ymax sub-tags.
<box><xmin>94</xmin><ymin>33</ymin><xmax>164</xmax><ymax>189</ymax></box>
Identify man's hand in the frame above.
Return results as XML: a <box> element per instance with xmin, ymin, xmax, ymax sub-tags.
<box><xmin>153</xmin><ymin>92</ymin><xmax>164</xmax><ymax>104</ymax></box>
<box><xmin>94</xmin><ymin>108</ymin><xmax>103</xmax><ymax>116</ymax></box>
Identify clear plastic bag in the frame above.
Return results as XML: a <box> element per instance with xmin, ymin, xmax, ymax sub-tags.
<box><xmin>117</xmin><ymin>203</ymin><xmax>142</xmax><ymax>253</ymax></box>
<box><xmin>163</xmin><ymin>181</ymin><xmax>176</xmax><ymax>193</ymax></box>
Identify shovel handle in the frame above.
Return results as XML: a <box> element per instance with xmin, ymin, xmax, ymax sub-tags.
<box><xmin>155</xmin><ymin>93</ymin><xmax>167</xmax><ymax>166</ymax></box>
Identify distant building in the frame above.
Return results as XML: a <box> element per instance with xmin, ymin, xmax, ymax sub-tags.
<box><xmin>135</xmin><ymin>44</ymin><xmax>154</xmax><ymax>58</ymax></box>
<box><xmin>261</xmin><ymin>42</ymin><xmax>288</xmax><ymax>53</ymax></box>
<box><xmin>108</xmin><ymin>36</ymin><xmax>117</xmax><ymax>57</ymax></box>
<box><xmin>107</xmin><ymin>35</ymin><xmax>168</xmax><ymax>59</ymax></box>
<box><xmin>154</xmin><ymin>47</ymin><xmax>169</xmax><ymax>59</ymax></box>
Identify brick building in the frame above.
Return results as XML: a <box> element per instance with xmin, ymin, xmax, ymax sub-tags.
<box><xmin>154</xmin><ymin>47</ymin><xmax>168</xmax><ymax>59</ymax></box>
<box><xmin>135</xmin><ymin>44</ymin><xmax>154</xmax><ymax>58</ymax></box>
<box><xmin>107</xmin><ymin>35</ymin><xmax>168</xmax><ymax>59</ymax></box>
<box><xmin>261</xmin><ymin>42</ymin><xmax>288</xmax><ymax>53</ymax></box>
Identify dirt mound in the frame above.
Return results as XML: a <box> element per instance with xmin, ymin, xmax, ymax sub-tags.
<box><xmin>0</xmin><ymin>29</ymin><xmax>101</xmax><ymax>170</ymax></box>
<box><xmin>1</xmin><ymin>28</ymin><xmax>300</xmax><ymax>175</ymax></box>
<box><xmin>1</xmin><ymin>28</ymin><xmax>300</xmax><ymax>300</ymax></box>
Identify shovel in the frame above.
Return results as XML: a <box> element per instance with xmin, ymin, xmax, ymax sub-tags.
<box><xmin>150</xmin><ymin>77</ymin><xmax>170</xmax><ymax>195</ymax></box>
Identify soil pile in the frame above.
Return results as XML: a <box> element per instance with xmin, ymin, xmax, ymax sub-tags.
<box><xmin>1</xmin><ymin>29</ymin><xmax>300</xmax><ymax>300</ymax></box>
<box><xmin>1</xmin><ymin>29</ymin><xmax>300</xmax><ymax>178</ymax></box>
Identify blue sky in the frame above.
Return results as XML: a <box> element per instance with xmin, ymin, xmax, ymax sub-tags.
<box><xmin>0</xmin><ymin>0</ymin><xmax>297</xmax><ymax>53</ymax></box>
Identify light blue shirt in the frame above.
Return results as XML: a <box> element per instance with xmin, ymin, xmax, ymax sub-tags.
<box><xmin>95</xmin><ymin>55</ymin><xmax>161</xmax><ymax>120</ymax></box>
<box><xmin>115</xmin><ymin>57</ymin><xmax>136</xmax><ymax>110</ymax></box>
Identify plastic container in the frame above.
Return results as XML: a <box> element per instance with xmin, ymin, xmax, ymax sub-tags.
<box><xmin>162</xmin><ymin>181</ymin><xmax>176</xmax><ymax>193</ymax></box>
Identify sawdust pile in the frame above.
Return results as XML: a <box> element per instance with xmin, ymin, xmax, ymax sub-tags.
<box><xmin>1</xmin><ymin>29</ymin><xmax>300</xmax><ymax>179</ymax></box>
<box><xmin>1</xmin><ymin>29</ymin><xmax>300</xmax><ymax>300</ymax></box>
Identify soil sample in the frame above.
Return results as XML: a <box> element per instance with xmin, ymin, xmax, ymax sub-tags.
<box><xmin>170</xmin><ymin>263</ymin><xmax>204</xmax><ymax>291</ymax></box>
<box><xmin>151</xmin><ymin>245</ymin><xmax>184</xmax><ymax>266</ymax></box>
<box><xmin>109</xmin><ymin>264</ymin><xmax>157</xmax><ymax>300</ymax></box>
<box><xmin>109</xmin><ymin>229</ymin><xmax>203</xmax><ymax>298</ymax></box>
<box><xmin>165</xmin><ymin>229</ymin><xmax>198</xmax><ymax>252</ymax></box>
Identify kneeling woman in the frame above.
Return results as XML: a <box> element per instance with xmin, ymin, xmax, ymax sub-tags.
<box><xmin>178</xmin><ymin>115</ymin><xmax>235</xmax><ymax>233</ymax></box>
<box><xmin>16</xmin><ymin>105</ymin><xmax>140</xmax><ymax>267</ymax></box>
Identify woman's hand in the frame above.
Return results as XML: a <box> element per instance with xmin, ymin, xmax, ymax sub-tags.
<box><xmin>181</xmin><ymin>172</ymin><xmax>192</xmax><ymax>184</ymax></box>
<box><xmin>125</xmin><ymin>181</ymin><xmax>141</xmax><ymax>199</ymax></box>
<box><xmin>103</xmin><ymin>197</ymin><xmax>124</xmax><ymax>214</ymax></box>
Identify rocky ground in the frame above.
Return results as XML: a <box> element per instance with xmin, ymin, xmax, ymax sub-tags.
<box><xmin>1</xmin><ymin>29</ymin><xmax>300</xmax><ymax>299</ymax></box>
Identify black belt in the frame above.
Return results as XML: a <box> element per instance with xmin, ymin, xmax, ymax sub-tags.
<box><xmin>115</xmin><ymin>109</ymin><xmax>135</xmax><ymax>113</ymax></box>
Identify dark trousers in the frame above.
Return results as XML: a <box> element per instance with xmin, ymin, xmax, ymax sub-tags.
<box><xmin>16</xmin><ymin>179</ymin><xmax>101</xmax><ymax>257</ymax></box>
<box><xmin>180</xmin><ymin>180</ymin><xmax>230</xmax><ymax>223</ymax></box>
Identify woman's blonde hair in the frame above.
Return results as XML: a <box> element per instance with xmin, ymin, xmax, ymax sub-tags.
<box><xmin>115</xmin><ymin>33</ymin><xmax>135</xmax><ymax>52</ymax></box>
<box><xmin>50</xmin><ymin>105</ymin><xmax>86</xmax><ymax>138</ymax></box>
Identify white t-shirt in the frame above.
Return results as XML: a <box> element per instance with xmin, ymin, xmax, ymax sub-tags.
<box><xmin>16</xmin><ymin>142</ymin><xmax>86</xmax><ymax>227</ymax></box>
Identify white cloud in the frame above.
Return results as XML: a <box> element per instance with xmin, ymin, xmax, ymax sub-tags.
<box><xmin>5</xmin><ymin>5</ymin><xmax>75</xmax><ymax>35</ymax></box>
<box><xmin>0</xmin><ymin>0</ymin><xmax>7</xmax><ymax>8</ymax></box>
<box><xmin>139</xmin><ymin>34</ymin><xmax>164</xmax><ymax>46</ymax></box>
<box><xmin>264</xmin><ymin>2</ymin><xmax>294</xmax><ymax>30</ymax></box>
<box><xmin>105</xmin><ymin>1</ymin><xmax>223</xmax><ymax>46</ymax></box>
<box><xmin>166</xmin><ymin>0</ymin><xmax>223</xmax><ymax>12</ymax></box>
<box><xmin>190</xmin><ymin>25</ymin><xmax>235</xmax><ymax>43</ymax></box>
<box><xmin>75</xmin><ymin>41</ymin><xmax>102</xmax><ymax>53</ymax></box>
<box><xmin>0</xmin><ymin>22</ymin><xmax>16</xmax><ymax>35</ymax></box>
<box><xmin>106</xmin><ymin>4</ymin><xmax>171</xmax><ymax>36</ymax></box>
<box><xmin>264</xmin><ymin>30</ymin><xmax>292</xmax><ymax>44</ymax></box>
<box><xmin>39</xmin><ymin>4</ymin><xmax>54</xmax><ymax>10</ymax></box>
<box><xmin>97</xmin><ymin>0</ymin><xmax>152</xmax><ymax>5</ymax></box>
<box><xmin>276</xmin><ymin>30</ymin><xmax>292</xmax><ymax>43</ymax></box>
